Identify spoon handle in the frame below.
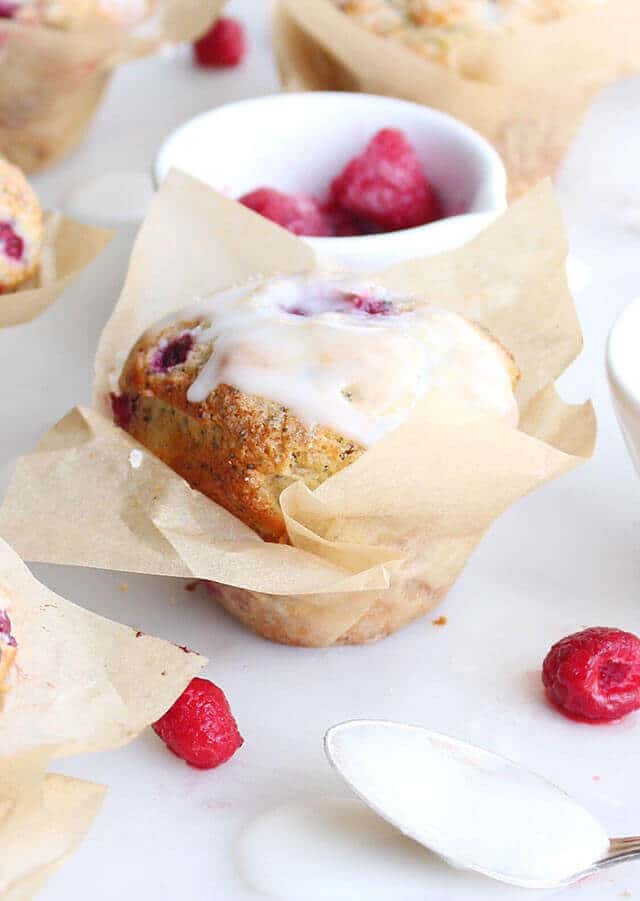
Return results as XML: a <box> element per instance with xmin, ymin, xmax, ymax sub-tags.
<box><xmin>601</xmin><ymin>836</ymin><xmax>640</xmax><ymax>867</ymax></box>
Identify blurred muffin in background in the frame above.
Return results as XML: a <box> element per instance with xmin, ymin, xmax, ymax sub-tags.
<box><xmin>0</xmin><ymin>0</ymin><xmax>151</xmax><ymax>29</ymax></box>
<box><xmin>335</xmin><ymin>0</ymin><xmax>605</xmax><ymax>63</ymax></box>
<box><xmin>0</xmin><ymin>157</ymin><xmax>43</xmax><ymax>292</ymax></box>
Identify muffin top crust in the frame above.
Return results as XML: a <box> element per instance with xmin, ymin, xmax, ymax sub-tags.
<box><xmin>137</xmin><ymin>275</ymin><xmax>520</xmax><ymax>447</ymax></box>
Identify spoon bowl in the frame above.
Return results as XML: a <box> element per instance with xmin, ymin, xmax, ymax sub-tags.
<box><xmin>325</xmin><ymin>720</ymin><xmax>638</xmax><ymax>889</ymax></box>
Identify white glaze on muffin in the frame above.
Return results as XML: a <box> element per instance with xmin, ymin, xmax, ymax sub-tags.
<box><xmin>179</xmin><ymin>277</ymin><xmax>519</xmax><ymax>445</ymax></box>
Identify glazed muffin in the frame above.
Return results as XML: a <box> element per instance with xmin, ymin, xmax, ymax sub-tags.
<box><xmin>113</xmin><ymin>276</ymin><xmax>520</xmax><ymax>543</ymax></box>
<box><xmin>335</xmin><ymin>0</ymin><xmax>605</xmax><ymax>63</ymax></box>
<box><xmin>0</xmin><ymin>606</ymin><xmax>17</xmax><ymax>692</ymax></box>
<box><xmin>0</xmin><ymin>0</ymin><xmax>150</xmax><ymax>28</ymax></box>
<box><xmin>0</xmin><ymin>158</ymin><xmax>42</xmax><ymax>292</ymax></box>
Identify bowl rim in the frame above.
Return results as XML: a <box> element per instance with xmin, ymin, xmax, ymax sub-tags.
<box><xmin>152</xmin><ymin>91</ymin><xmax>508</xmax><ymax>245</ymax></box>
<box><xmin>607</xmin><ymin>297</ymin><xmax>640</xmax><ymax>407</ymax></box>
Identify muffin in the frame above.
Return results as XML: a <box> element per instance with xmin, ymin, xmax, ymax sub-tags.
<box><xmin>113</xmin><ymin>275</ymin><xmax>520</xmax><ymax>544</ymax></box>
<box><xmin>334</xmin><ymin>0</ymin><xmax>605</xmax><ymax>64</ymax></box>
<box><xmin>0</xmin><ymin>158</ymin><xmax>42</xmax><ymax>292</ymax></box>
<box><xmin>0</xmin><ymin>0</ymin><xmax>150</xmax><ymax>29</ymax></box>
<box><xmin>0</xmin><ymin>606</ymin><xmax>17</xmax><ymax>692</ymax></box>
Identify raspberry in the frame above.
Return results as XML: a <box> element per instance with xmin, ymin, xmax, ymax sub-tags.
<box><xmin>345</xmin><ymin>292</ymin><xmax>392</xmax><ymax>315</ymax></box>
<box><xmin>152</xmin><ymin>332</ymin><xmax>193</xmax><ymax>372</ymax></box>
<box><xmin>0</xmin><ymin>3</ymin><xmax>17</xmax><ymax>18</ymax></box>
<box><xmin>0</xmin><ymin>610</ymin><xmax>16</xmax><ymax>648</ymax></box>
<box><xmin>542</xmin><ymin>627</ymin><xmax>640</xmax><ymax>722</ymax></box>
<box><xmin>193</xmin><ymin>17</ymin><xmax>247</xmax><ymax>68</ymax></box>
<box><xmin>110</xmin><ymin>392</ymin><xmax>134</xmax><ymax>429</ymax></box>
<box><xmin>0</xmin><ymin>221</ymin><xmax>23</xmax><ymax>260</ymax></box>
<box><xmin>322</xmin><ymin>204</ymin><xmax>369</xmax><ymax>237</ymax></box>
<box><xmin>329</xmin><ymin>129</ymin><xmax>440</xmax><ymax>232</ymax></box>
<box><xmin>240</xmin><ymin>188</ymin><xmax>332</xmax><ymax>237</ymax></box>
<box><xmin>153</xmin><ymin>677</ymin><xmax>243</xmax><ymax>769</ymax></box>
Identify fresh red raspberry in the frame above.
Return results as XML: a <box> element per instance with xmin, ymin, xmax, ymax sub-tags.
<box><xmin>0</xmin><ymin>3</ymin><xmax>17</xmax><ymax>18</ymax></box>
<box><xmin>240</xmin><ymin>188</ymin><xmax>332</xmax><ymax>237</ymax></box>
<box><xmin>329</xmin><ymin>128</ymin><xmax>440</xmax><ymax>232</ymax></box>
<box><xmin>152</xmin><ymin>677</ymin><xmax>243</xmax><ymax>769</ymax></box>
<box><xmin>193</xmin><ymin>17</ymin><xmax>247</xmax><ymax>68</ymax></box>
<box><xmin>542</xmin><ymin>627</ymin><xmax>640</xmax><ymax>722</ymax></box>
<box><xmin>322</xmin><ymin>204</ymin><xmax>368</xmax><ymax>237</ymax></box>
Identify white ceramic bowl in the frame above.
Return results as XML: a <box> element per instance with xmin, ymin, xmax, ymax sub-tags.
<box><xmin>154</xmin><ymin>92</ymin><xmax>507</xmax><ymax>272</ymax></box>
<box><xmin>607</xmin><ymin>298</ymin><xmax>640</xmax><ymax>473</ymax></box>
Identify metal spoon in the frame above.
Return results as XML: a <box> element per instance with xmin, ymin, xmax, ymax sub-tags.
<box><xmin>324</xmin><ymin>720</ymin><xmax>640</xmax><ymax>889</ymax></box>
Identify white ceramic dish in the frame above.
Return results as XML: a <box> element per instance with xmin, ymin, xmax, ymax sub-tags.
<box><xmin>607</xmin><ymin>297</ymin><xmax>640</xmax><ymax>473</ymax></box>
<box><xmin>154</xmin><ymin>92</ymin><xmax>507</xmax><ymax>272</ymax></box>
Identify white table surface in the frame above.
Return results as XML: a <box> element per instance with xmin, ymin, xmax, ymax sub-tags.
<box><xmin>2</xmin><ymin>1</ymin><xmax>640</xmax><ymax>898</ymax></box>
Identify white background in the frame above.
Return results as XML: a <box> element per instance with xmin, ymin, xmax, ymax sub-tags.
<box><xmin>2</xmin><ymin>0</ymin><xmax>640</xmax><ymax>898</ymax></box>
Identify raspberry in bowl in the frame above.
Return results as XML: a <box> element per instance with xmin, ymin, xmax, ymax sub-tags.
<box><xmin>154</xmin><ymin>92</ymin><xmax>507</xmax><ymax>273</ymax></box>
<box><xmin>239</xmin><ymin>128</ymin><xmax>442</xmax><ymax>237</ymax></box>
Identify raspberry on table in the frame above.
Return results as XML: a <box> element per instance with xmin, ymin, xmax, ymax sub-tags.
<box><xmin>240</xmin><ymin>188</ymin><xmax>333</xmax><ymax>237</ymax></box>
<box><xmin>329</xmin><ymin>128</ymin><xmax>441</xmax><ymax>232</ymax></box>
<box><xmin>152</xmin><ymin>677</ymin><xmax>243</xmax><ymax>769</ymax></box>
<box><xmin>542</xmin><ymin>627</ymin><xmax>640</xmax><ymax>723</ymax></box>
<box><xmin>193</xmin><ymin>17</ymin><xmax>247</xmax><ymax>69</ymax></box>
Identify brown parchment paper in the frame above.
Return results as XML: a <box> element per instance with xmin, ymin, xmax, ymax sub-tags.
<box><xmin>272</xmin><ymin>0</ymin><xmax>640</xmax><ymax>197</ymax></box>
<box><xmin>0</xmin><ymin>537</ymin><xmax>206</xmax><ymax>759</ymax></box>
<box><xmin>0</xmin><ymin>0</ymin><xmax>227</xmax><ymax>173</ymax></box>
<box><xmin>0</xmin><ymin>170</ymin><xmax>596</xmax><ymax>647</ymax></box>
<box><xmin>0</xmin><ymin>213</ymin><xmax>112</xmax><ymax>328</ymax></box>
<box><xmin>2</xmin><ymin>771</ymin><xmax>106</xmax><ymax>901</ymax></box>
<box><xmin>0</xmin><ymin>535</ymin><xmax>206</xmax><ymax>897</ymax></box>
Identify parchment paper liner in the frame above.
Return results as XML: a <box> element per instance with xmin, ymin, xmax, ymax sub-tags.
<box><xmin>0</xmin><ymin>0</ymin><xmax>227</xmax><ymax>173</ymax></box>
<box><xmin>0</xmin><ymin>213</ymin><xmax>112</xmax><ymax>328</ymax></box>
<box><xmin>272</xmin><ymin>0</ymin><xmax>640</xmax><ymax>198</ymax></box>
<box><xmin>0</xmin><ymin>171</ymin><xmax>596</xmax><ymax>647</ymax></box>
<box><xmin>2</xmin><ymin>766</ymin><xmax>106</xmax><ymax>901</ymax></box>
<box><xmin>0</xmin><ymin>536</ymin><xmax>206</xmax><ymax>896</ymax></box>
